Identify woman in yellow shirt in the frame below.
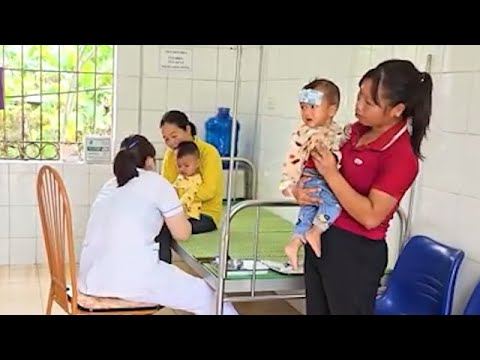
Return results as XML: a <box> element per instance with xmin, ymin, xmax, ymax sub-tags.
<box><xmin>155</xmin><ymin>110</ymin><xmax>224</xmax><ymax>263</ymax></box>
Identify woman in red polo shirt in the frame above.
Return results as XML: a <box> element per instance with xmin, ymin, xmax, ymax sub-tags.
<box><xmin>290</xmin><ymin>59</ymin><xmax>433</xmax><ymax>315</ymax></box>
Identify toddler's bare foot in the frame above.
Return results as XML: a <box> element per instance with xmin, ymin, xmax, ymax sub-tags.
<box><xmin>285</xmin><ymin>239</ymin><xmax>302</xmax><ymax>270</ymax></box>
<box><xmin>305</xmin><ymin>226</ymin><xmax>322</xmax><ymax>258</ymax></box>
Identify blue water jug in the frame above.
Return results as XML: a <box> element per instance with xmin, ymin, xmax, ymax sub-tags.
<box><xmin>205</xmin><ymin>107</ymin><xmax>240</xmax><ymax>158</ymax></box>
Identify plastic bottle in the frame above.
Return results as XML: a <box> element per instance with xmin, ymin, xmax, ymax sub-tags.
<box><xmin>205</xmin><ymin>107</ymin><xmax>240</xmax><ymax>158</ymax></box>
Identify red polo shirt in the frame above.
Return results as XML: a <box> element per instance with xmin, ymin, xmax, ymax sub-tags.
<box><xmin>333</xmin><ymin>120</ymin><xmax>419</xmax><ymax>240</ymax></box>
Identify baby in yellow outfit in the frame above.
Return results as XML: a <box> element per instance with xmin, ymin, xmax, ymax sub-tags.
<box><xmin>173</xmin><ymin>141</ymin><xmax>203</xmax><ymax>220</ymax></box>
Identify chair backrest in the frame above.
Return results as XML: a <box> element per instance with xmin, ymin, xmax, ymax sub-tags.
<box><xmin>375</xmin><ymin>235</ymin><xmax>465</xmax><ymax>315</ymax></box>
<box><xmin>36</xmin><ymin>165</ymin><xmax>79</xmax><ymax>314</ymax></box>
<box><xmin>463</xmin><ymin>281</ymin><xmax>480</xmax><ymax>315</ymax></box>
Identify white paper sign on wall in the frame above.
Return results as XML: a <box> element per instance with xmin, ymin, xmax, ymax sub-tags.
<box><xmin>160</xmin><ymin>48</ymin><xmax>192</xmax><ymax>71</ymax></box>
<box><xmin>84</xmin><ymin>135</ymin><xmax>112</xmax><ymax>164</ymax></box>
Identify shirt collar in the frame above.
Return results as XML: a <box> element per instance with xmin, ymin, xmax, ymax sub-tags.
<box><xmin>353</xmin><ymin>120</ymin><xmax>408</xmax><ymax>152</ymax></box>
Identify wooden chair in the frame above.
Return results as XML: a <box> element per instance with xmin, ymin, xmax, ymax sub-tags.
<box><xmin>36</xmin><ymin>165</ymin><xmax>162</xmax><ymax>315</ymax></box>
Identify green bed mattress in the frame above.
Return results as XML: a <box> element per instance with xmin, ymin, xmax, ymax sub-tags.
<box><xmin>179</xmin><ymin>206</ymin><xmax>301</xmax><ymax>263</ymax></box>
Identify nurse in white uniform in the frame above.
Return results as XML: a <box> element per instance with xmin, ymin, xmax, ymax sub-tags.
<box><xmin>77</xmin><ymin>134</ymin><xmax>238</xmax><ymax>315</ymax></box>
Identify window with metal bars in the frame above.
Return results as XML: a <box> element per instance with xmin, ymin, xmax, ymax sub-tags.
<box><xmin>0</xmin><ymin>45</ymin><xmax>115</xmax><ymax>160</ymax></box>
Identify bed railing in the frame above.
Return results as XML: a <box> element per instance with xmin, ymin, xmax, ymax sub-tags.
<box><xmin>221</xmin><ymin>156</ymin><xmax>257</xmax><ymax>200</ymax></box>
<box><xmin>215</xmin><ymin>199</ymin><xmax>409</xmax><ymax>314</ymax></box>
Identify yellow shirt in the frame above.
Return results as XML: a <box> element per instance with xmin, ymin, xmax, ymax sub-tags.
<box><xmin>173</xmin><ymin>173</ymin><xmax>203</xmax><ymax>220</ymax></box>
<box><xmin>161</xmin><ymin>137</ymin><xmax>223</xmax><ymax>226</ymax></box>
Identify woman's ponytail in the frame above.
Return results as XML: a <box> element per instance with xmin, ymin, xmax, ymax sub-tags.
<box><xmin>410</xmin><ymin>71</ymin><xmax>433</xmax><ymax>160</ymax></box>
<box><xmin>113</xmin><ymin>149</ymin><xmax>139</xmax><ymax>187</ymax></box>
<box><xmin>188</xmin><ymin>121</ymin><xmax>197</xmax><ymax>137</ymax></box>
<box><xmin>361</xmin><ymin>60</ymin><xmax>433</xmax><ymax>161</ymax></box>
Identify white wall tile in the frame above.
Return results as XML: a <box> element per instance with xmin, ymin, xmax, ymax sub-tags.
<box><xmin>0</xmin><ymin>237</ymin><xmax>9</xmax><ymax>265</ymax></box>
<box><xmin>393</xmin><ymin>45</ymin><xmax>418</xmax><ymax>64</ymax></box>
<box><xmin>240</xmin><ymin>47</ymin><xmax>261</xmax><ymax>81</ymax></box>
<box><xmin>62</xmin><ymin>165</ymin><xmax>89</xmax><ymax>206</ymax></box>
<box><xmin>0</xmin><ymin>207</ymin><xmax>9</xmax><ymax>238</ymax></box>
<box><xmin>414</xmin><ymin>186</ymin><xmax>462</xmax><ymax>243</ymax></box>
<box><xmin>0</xmin><ymin>164</ymin><xmax>9</xmax><ymax>206</ymax></box>
<box><xmin>216</xmin><ymin>81</ymin><xmax>235</xmax><ymax>109</ymax></box>
<box><xmin>188</xmin><ymin>111</ymin><xmax>211</xmax><ymax>141</ymax></box>
<box><xmin>115</xmin><ymin>76</ymin><xmax>139</xmax><ymax>110</ymax></box>
<box><xmin>142</xmin><ymin>45</ymin><xmax>165</xmax><ymax>78</ymax></box>
<box><xmin>72</xmin><ymin>205</ymin><xmax>90</xmax><ymax>240</ymax></box>
<box><xmin>443</xmin><ymin>45</ymin><xmax>480</xmax><ymax>72</ymax></box>
<box><xmin>263</xmin><ymin>46</ymin><xmax>285</xmax><ymax>80</ymax></box>
<box><xmin>238</xmin><ymin>82</ymin><xmax>259</xmax><ymax>115</ymax></box>
<box><xmin>218</xmin><ymin>48</ymin><xmax>237</xmax><ymax>81</ymax></box>
<box><xmin>236</xmin><ymin>113</ymin><xmax>257</xmax><ymax>160</ymax></box>
<box><xmin>370</xmin><ymin>45</ymin><xmax>394</xmax><ymax>67</ymax></box>
<box><xmin>421</xmin><ymin>130</ymin><xmax>464</xmax><ymax>194</ymax></box>
<box><xmin>431</xmin><ymin>73</ymin><xmax>471</xmax><ymax>133</ymax></box>
<box><xmin>454</xmin><ymin>195</ymin><xmax>480</xmax><ymax>262</ymax></box>
<box><xmin>416</xmin><ymin>45</ymin><xmax>445</xmax><ymax>73</ymax></box>
<box><xmin>193</xmin><ymin>47</ymin><xmax>218</xmax><ymax>80</ymax></box>
<box><xmin>141</xmin><ymin>77</ymin><xmax>167</xmax><ymax>111</ymax></box>
<box><xmin>261</xmin><ymin>79</ymin><xmax>305</xmax><ymax>118</ymax></box>
<box><xmin>116</xmin><ymin>45</ymin><xmax>141</xmax><ymax>77</ymax></box>
<box><xmin>10</xmin><ymin>206</ymin><xmax>37</xmax><ymax>239</ymax></box>
<box><xmin>351</xmin><ymin>46</ymin><xmax>372</xmax><ymax>77</ymax></box>
<box><xmin>140</xmin><ymin>110</ymin><xmax>164</xmax><ymax>143</ymax></box>
<box><xmin>467</xmin><ymin>73</ymin><xmax>480</xmax><ymax>135</ymax></box>
<box><xmin>452</xmin><ymin>258</ymin><xmax>480</xmax><ymax>314</ymax></box>
<box><xmin>8</xmin><ymin>163</ymin><xmax>35</xmax><ymax>174</ymax></box>
<box><xmin>9</xmin><ymin>237</ymin><xmax>36</xmax><ymax>265</ymax></box>
<box><xmin>192</xmin><ymin>80</ymin><xmax>217</xmax><ymax>112</ymax></box>
<box><xmin>9</xmin><ymin>170</ymin><xmax>36</xmax><ymax>206</ymax></box>
<box><xmin>89</xmin><ymin>172</ymin><xmax>111</xmax><ymax>204</ymax></box>
<box><xmin>166</xmin><ymin>79</ymin><xmax>192</xmax><ymax>111</ymax></box>
<box><xmin>457</xmin><ymin>135</ymin><xmax>480</xmax><ymax>199</ymax></box>
<box><xmin>153</xmin><ymin>142</ymin><xmax>167</xmax><ymax>160</ymax></box>
<box><xmin>114</xmin><ymin>109</ymin><xmax>139</xmax><ymax>144</ymax></box>
<box><xmin>35</xmin><ymin>237</ymin><xmax>46</xmax><ymax>264</ymax></box>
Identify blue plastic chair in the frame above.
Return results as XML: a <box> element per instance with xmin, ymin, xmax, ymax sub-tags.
<box><xmin>463</xmin><ymin>281</ymin><xmax>480</xmax><ymax>315</ymax></box>
<box><xmin>375</xmin><ymin>235</ymin><xmax>465</xmax><ymax>315</ymax></box>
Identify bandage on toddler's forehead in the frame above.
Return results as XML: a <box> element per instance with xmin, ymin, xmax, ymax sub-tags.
<box><xmin>298</xmin><ymin>89</ymin><xmax>324</xmax><ymax>106</ymax></box>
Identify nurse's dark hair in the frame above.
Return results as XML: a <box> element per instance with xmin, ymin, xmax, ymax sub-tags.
<box><xmin>360</xmin><ymin>59</ymin><xmax>433</xmax><ymax>160</ymax></box>
<box><xmin>113</xmin><ymin>134</ymin><xmax>156</xmax><ymax>187</ymax></box>
<box><xmin>160</xmin><ymin>110</ymin><xmax>197</xmax><ymax>137</ymax></box>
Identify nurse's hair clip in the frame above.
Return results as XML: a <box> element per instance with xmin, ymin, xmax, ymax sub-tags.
<box><xmin>120</xmin><ymin>139</ymin><xmax>139</xmax><ymax>152</ymax></box>
<box><xmin>127</xmin><ymin>139</ymin><xmax>139</xmax><ymax>150</ymax></box>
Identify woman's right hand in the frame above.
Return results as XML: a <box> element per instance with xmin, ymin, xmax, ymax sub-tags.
<box><xmin>290</xmin><ymin>178</ymin><xmax>321</xmax><ymax>206</ymax></box>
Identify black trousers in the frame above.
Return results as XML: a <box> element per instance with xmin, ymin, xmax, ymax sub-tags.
<box><xmin>304</xmin><ymin>225</ymin><xmax>388</xmax><ymax>315</ymax></box>
<box><xmin>155</xmin><ymin>214</ymin><xmax>217</xmax><ymax>263</ymax></box>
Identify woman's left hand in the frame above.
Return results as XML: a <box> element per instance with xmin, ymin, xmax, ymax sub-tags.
<box><xmin>311</xmin><ymin>146</ymin><xmax>339</xmax><ymax>180</ymax></box>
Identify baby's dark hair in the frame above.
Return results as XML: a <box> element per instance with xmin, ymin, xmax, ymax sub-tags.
<box><xmin>303</xmin><ymin>78</ymin><xmax>341</xmax><ymax>107</ymax></box>
<box><xmin>176</xmin><ymin>141</ymin><xmax>200</xmax><ymax>159</ymax></box>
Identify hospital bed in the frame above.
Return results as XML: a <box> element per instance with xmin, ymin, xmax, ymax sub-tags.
<box><xmin>156</xmin><ymin>155</ymin><xmax>408</xmax><ymax>314</ymax></box>
<box><xmin>172</xmin><ymin>199</ymin><xmax>407</xmax><ymax>314</ymax></box>
<box><xmin>172</xmin><ymin>200</ymin><xmax>305</xmax><ymax>298</ymax></box>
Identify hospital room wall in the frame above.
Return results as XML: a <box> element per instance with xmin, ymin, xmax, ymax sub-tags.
<box><xmin>255</xmin><ymin>45</ymin><xmax>480</xmax><ymax>314</ymax></box>
<box><xmin>0</xmin><ymin>45</ymin><xmax>261</xmax><ymax>266</ymax></box>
